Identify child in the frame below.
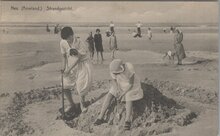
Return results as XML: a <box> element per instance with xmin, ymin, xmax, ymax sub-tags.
<box><xmin>163</xmin><ymin>50</ymin><xmax>175</xmax><ymax>64</ymax></box>
<box><xmin>86</xmin><ymin>32</ymin><xmax>95</xmax><ymax>60</ymax></box>
<box><xmin>94</xmin><ymin>29</ymin><xmax>104</xmax><ymax>63</ymax></box>
<box><xmin>109</xmin><ymin>21</ymin><xmax>115</xmax><ymax>33</ymax></box>
<box><xmin>60</xmin><ymin>26</ymin><xmax>92</xmax><ymax>113</ymax></box>
<box><xmin>94</xmin><ymin>59</ymin><xmax>144</xmax><ymax>130</ymax></box>
<box><xmin>136</xmin><ymin>21</ymin><xmax>142</xmax><ymax>37</ymax></box>
<box><xmin>109</xmin><ymin>32</ymin><xmax>118</xmax><ymax>60</ymax></box>
<box><xmin>147</xmin><ymin>27</ymin><xmax>152</xmax><ymax>40</ymax></box>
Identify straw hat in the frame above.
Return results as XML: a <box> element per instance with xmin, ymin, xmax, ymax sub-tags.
<box><xmin>110</xmin><ymin>59</ymin><xmax>125</xmax><ymax>74</ymax></box>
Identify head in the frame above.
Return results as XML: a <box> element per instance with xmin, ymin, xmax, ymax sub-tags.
<box><xmin>175</xmin><ymin>28</ymin><xmax>180</xmax><ymax>33</ymax></box>
<box><xmin>110</xmin><ymin>21</ymin><xmax>113</xmax><ymax>24</ymax></box>
<box><xmin>148</xmin><ymin>27</ymin><xmax>151</xmax><ymax>30</ymax></box>
<box><xmin>110</xmin><ymin>59</ymin><xmax>125</xmax><ymax>75</ymax></box>
<box><xmin>96</xmin><ymin>29</ymin><xmax>100</xmax><ymax>34</ymax></box>
<box><xmin>61</xmin><ymin>26</ymin><xmax>74</xmax><ymax>43</ymax></box>
<box><xmin>138</xmin><ymin>21</ymin><xmax>141</xmax><ymax>24</ymax></box>
<box><xmin>69</xmin><ymin>48</ymin><xmax>78</xmax><ymax>56</ymax></box>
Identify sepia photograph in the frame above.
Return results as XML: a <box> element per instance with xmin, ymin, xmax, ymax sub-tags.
<box><xmin>0</xmin><ymin>1</ymin><xmax>218</xmax><ymax>136</ymax></box>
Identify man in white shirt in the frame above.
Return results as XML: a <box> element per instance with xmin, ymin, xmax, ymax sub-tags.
<box><xmin>136</xmin><ymin>21</ymin><xmax>142</xmax><ymax>37</ymax></box>
<box><xmin>109</xmin><ymin>21</ymin><xmax>115</xmax><ymax>33</ymax></box>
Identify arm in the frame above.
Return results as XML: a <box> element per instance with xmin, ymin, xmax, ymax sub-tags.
<box><xmin>61</xmin><ymin>54</ymin><xmax>67</xmax><ymax>72</ymax></box>
<box><xmin>109</xmin><ymin>37</ymin><xmax>111</xmax><ymax>47</ymax></box>
<box><xmin>115</xmin><ymin>36</ymin><xmax>118</xmax><ymax>48</ymax></box>
<box><xmin>94</xmin><ymin>35</ymin><xmax>97</xmax><ymax>43</ymax></box>
<box><xmin>100</xmin><ymin>34</ymin><xmax>102</xmax><ymax>43</ymax></box>
<box><xmin>118</xmin><ymin>74</ymin><xmax>135</xmax><ymax>101</ymax></box>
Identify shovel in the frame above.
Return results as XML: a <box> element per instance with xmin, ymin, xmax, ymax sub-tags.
<box><xmin>60</xmin><ymin>71</ymin><xmax>66</xmax><ymax>119</ymax></box>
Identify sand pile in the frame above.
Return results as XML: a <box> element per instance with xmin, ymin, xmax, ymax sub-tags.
<box><xmin>0</xmin><ymin>79</ymin><xmax>217</xmax><ymax>136</ymax></box>
<box><xmin>143</xmin><ymin>79</ymin><xmax>217</xmax><ymax>105</ymax></box>
<box><xmin>65</xmin><ymin>80</ymin><xmax>199</xmax><ymax>136</ymax></box>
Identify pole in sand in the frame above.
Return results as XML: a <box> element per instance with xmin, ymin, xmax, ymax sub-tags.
<box><xmin>61</xmin><ymin>71</ymin><xmax>65</xmax><ymax>118</ymax></box>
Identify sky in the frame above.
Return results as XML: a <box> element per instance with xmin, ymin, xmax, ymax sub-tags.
<box><xmin>0</xmin><ymin>1</ymin><xmax>218</xmax><ymax>23</ymax></box>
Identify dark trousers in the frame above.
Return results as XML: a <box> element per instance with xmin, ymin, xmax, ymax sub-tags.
<box><xmin>137</xmin><ymin>27</ymin><xmax>142</xmax><ymax>37</ymax></box>
<box><xmin>110</xmin><ymin>27</ymin><xmax>114</xmax><ymax>33</ymax></box>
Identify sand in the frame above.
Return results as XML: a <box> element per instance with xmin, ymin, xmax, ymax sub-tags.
<box><xmin>0</xmin><ymin>26</ymin><xmax>218</xmax><ymax>136</ymax></box>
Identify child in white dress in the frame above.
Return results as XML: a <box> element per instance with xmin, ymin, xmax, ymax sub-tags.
<box><xmin>94</xmin><ymin>59</ymin><xmax>143</xmax><ymax>130</ymax></box>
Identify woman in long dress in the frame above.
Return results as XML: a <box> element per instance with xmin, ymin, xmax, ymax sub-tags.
<box><xmin>86</xmin><ymin>32</ymin><xmax>95</xmax><ymax>60</ymax></box>
<box><xmin>60</xmin><ymin>27</ymin><xmax>92</xmax><ymax>113</ymax></box>
<box><xmin>94</xmin><ymin>29</ymin><xmax>104</xmax><ymax>63</ymax></box>
<box><xmin>174</xmin><ymin>29</ymin><xmax>186</xmax><ymax>65</ymax></box>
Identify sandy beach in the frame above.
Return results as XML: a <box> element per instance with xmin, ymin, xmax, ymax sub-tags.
<box><xmin>0</xmin><ymin>26</ymin><xmax>218</xmax><ymax>136</ymax></box>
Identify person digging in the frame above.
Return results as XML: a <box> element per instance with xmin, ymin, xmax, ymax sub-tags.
<box><xmin>94</xmin><ymin>59</ymin><xmax>144</xmax><ymax>130</ymax></box>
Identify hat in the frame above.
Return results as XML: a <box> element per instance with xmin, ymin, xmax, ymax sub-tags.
<box><xmin>110</xmin><ymin>59</ymin><xmax>125</xmax><ymax>74</ymax></box>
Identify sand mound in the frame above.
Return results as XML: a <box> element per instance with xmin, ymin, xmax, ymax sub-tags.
<box><xmin>65</xmin><ymin>80</ymin><xmax>198</xmax><ymax>136</ymax></box>
<box><xmin>0</xmin><ymin>79</ymin><xmax>217</xmax><ymax>136</ymax></box>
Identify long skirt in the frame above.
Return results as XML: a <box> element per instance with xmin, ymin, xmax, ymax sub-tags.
<box><xmin>174</xmin><ymin>43</ymin><xmax>186</xmax><ymax>61</ymax></box>
<box><xmin>63</xmin><ymin>61</ymin><xmax>92</xmax><ymax>97</ymax></box>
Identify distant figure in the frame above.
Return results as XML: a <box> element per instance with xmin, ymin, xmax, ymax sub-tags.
<box><xmin>109</xmin><ymin>32</ymin><xmax>118</xmax><ymax>60</ymax></box>
<box><xmin>170</xmin><ymin>26</ymin><xmax>176</xmax><ymax>34</ymax></box>
<box><xmin>86</xmin><ymin>32</ymin><xmax>95</xmax><ymax>60</ymax></box>
<box><xmin>46</xmin><ymin>24</ymin><xmax>50</xmax><ymax>32</ymax></box>
<box><xmin>54</xmin><ymin>24</ymin><xmax>60</xmax><ymax>34</ymax></box>
<box><xmin>2</xmin><ymin>28</ymin><xmax>9</xmax><ymax>34</ymax></box>
<box><xmin>136</xmin><ymin>21</ymin><xmax>142</xmax><ymax>37</ymax></box>
<box><xmin>147</xmin><ymin>27</ymin><xmax>152</xmax><ymax>40</ymax></box>
<box><xmin>174</xmin><ymin>29</ymin><xmax>186</xmax><ymax>65</ymax></box>
<box><xmin>109</xmin><ymin>21</ymin><xmax>115</xmax><ymax>33</ymax></box>
<box><xmin>163</xmin><ymin>28</ymin><xmax>167</xmax><ymax>33</ymax></box>
<box><xmin>94</xmin><ymin>29</ymin><xmax>104</xmax><ymax>63</ymax></box>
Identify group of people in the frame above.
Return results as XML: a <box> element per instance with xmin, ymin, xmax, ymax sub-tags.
<box><xmin>85</xmin><ymin>29</ymin><xmax>104</xmax><ymax>63</ymax></box>
<box><xmin>60</xmin><ymin>26</ymin><xmax>143</xmax><ymax>130</ymax></box>
<box><xmin>86</xmin><ymin>28</ymin><xmax>118</xmax><ymax>63</ymax></box>
<box><xmin>126</xmin><ymin>22</ymin><xmax>152</xmax><ymax>40</ymax></box>
<box><xmin>59</xmin><ymin>24</ymin><xmax>186</xmax><ymax>130</ymax></box>
<box><xmin>46</xmin><ymin>24</ymin><xmax>61</xmax><ymax>34</ymax></box>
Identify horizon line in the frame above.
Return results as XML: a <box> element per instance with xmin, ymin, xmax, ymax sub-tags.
<box><xmin>1</xmin><ymin>0</ymin><xmax>218</xmax><ymax>1</ymax></box>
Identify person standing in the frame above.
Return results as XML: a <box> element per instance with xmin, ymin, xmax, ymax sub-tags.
<box><xmin>94</xmin><ymin>29</ymin><xmax>104</xmax><ymax>63</ymax></box>
<box><xmin>136</xmin><ymin>21</ymin><xmax>142</xmax><ymax>37</ymax></box>
<box><xmin>109</xmin><ymin>21</ymin><xmax>115</xmax><ymax>33</ymax></box>
<box><xmin>60</xmin><ymin>26</ymin><xmax>92</xmax><ymax>113</ymax></box>
<box><xmin>46</xmin><ymin>24</ymin><xmax>50</xmax><ymax>32</ymax></box>
<box><xmin>86</xmin><ymin>32</ymin><xmax>95</xmax><ymax>60</ymax></box>
<box><xmin>174</xmin><ymin>29</ymin><xmax>186</xmax><ymax>65</ymax></box>
<box><xmin>109</xmin><ymin>32</ymin><xmax>118</xmax><ymax>60</ymax></box>
<box><xmin>147</xmin><ymin>27</ymin><xmax>152</xmax><ymax>40</ymax></box>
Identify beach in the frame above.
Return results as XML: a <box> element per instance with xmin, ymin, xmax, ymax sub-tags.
<box><xmin>0</xmin><ymin>25</ymin><xmax>218</xmax><ymax>136</ymax></box>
